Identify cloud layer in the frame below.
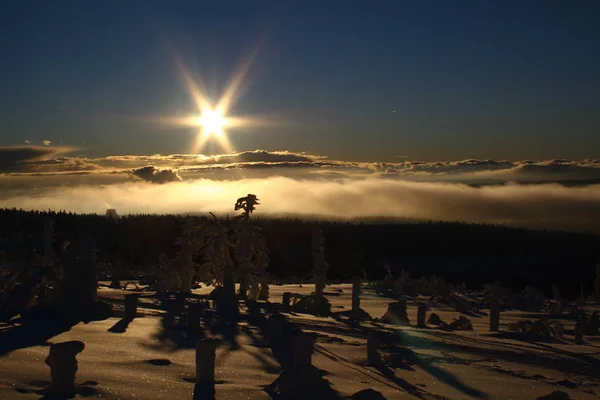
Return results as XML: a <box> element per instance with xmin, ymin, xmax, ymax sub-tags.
<box><xmin>1</xmin><ymin>147</ymin><xmax>599</xmax><ymax>233</ymax></box>
<box><xmin>1</xmin><ymin>147</ymin><xmax>600</xmax><ymax>184</ymax></box>
<box><xmin>0</xmin><ymin>145</ymin><xmax>92</xmax><ymax>174</ymax></box>
<box><xmin>0</xmin><ymin>146</ymin><xmax>58</xmax><ymax>172</ymax></box>
<box><xmin>131</xmin><ymin>166</ymin><xmax>183</xmax><ymax>184</ymax></box>
<box><xmin>1</xmin><ymin>176</ymin><xmax>599</xmax><ymax>233</ymax></box>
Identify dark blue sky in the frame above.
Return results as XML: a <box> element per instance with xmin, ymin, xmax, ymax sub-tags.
<box><xmin>1</xmin><ymin>1</ymin><xmax>598</xmax><ymax>161</ymax></box>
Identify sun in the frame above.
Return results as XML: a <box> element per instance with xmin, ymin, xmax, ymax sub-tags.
<box><xmin>151</xmin><ymin>49</ymin><xmax>282</xmax><ymax>154</ymax></box>
<box><xmin>197</xmin><ymin>109</ymin><xmax>227</xmax><ymax>136</ymax></box>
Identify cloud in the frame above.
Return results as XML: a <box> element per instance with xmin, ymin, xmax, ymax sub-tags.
<box><xmin>0</xmin><ymin>149</ymin><xmax>340</xmax><ymax>176</ymax></box>
<box><xmin>99</xmin><ymin>150</ymin><xmax>330</xmax><ymax>170</ymax></box>
<box><xmin>1</xmin><ymin>148</ymin><xmax>599</xmax><ymax>233</ymax></box>
<box><xmin>507</xmin><ymin>159</ymin><xmax>600</xmax><ymax>181</ymax></box>
<box><xmin>212</xmin><ymin>150</ymin><xmax>318</xmax><ymax>164</ymax></box>
<box><xmin>93</xmin><ymin>150</ymin><xmax>600</xmax><ymax>183</ymax></box>
<box><xmin>364</xmin><ymin>158</ymin><xmax>600</xmax><ymax>183</ymax></box>
<box><xmin>23</xmin><ymin>157</ymin><xmax>101</xmax><ymax>174</ymax></box>
<box><xmin>0</xmin><ymin>146</ymin><xmax>59</xmax><ymax>172</ymax></box>
<box><xmin>24</xmin><ymin>140</ymin><xmax>32</xmax><ymax>145</ymax></box>
<box><xmin>0</xmin><ymin>177</ymin><xmax>599</xmax><ymax>233</ymax></box>
<box><xmin>42</xmin><ymin>140</ymin><xmax>52</xmax><ymax>146</ymax></box>
<box><xmin>0</xmin><ymin>145</ymin><xmax>81</xmax><ymax>174</ymax></box>
<box><xmin>130</xmin><ymin>166</ymin><xmax>183</xmax><ymax>184</ymax></box>
<box><xmin>1</xmin><ymin>147</ymin><xmax>600</xmax><ymax>185</ymax></box>
<box><xmin>366</xmin><ymin>159</ymin><xmax>516</xmax><ymax>176</ymax></box>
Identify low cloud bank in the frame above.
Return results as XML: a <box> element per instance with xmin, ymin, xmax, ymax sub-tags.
<box><xmin>0</xmin><ymin>177</ymin><xmax>598</xmax><ymax>233</ymax></box>
<box><xmin>130</xmin><ymin>166</ymin><xmax>183</xmax><ymax>184</ymax></box>
<box><xmin>0</xmin><ymin>145</ymin><xmax>87</xmax><ymax>173</ymax></box>
<box><xmin>2</xmin><ymin>147</ymin><xmax>600</xmax><ymax>184</ymax></box>
<box><xmin>0</xmin><ymin>146</ymin><xmax>58</xmax><ymax>172</ymax></box>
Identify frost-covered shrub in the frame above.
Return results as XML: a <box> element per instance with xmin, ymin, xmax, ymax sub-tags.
<box><xmin>595</xmin><ymin>263</ymin><xmax>600</xmax><ymax>304</ymax></box>
<box><xmin>291</xmin><ymin>295</ymin><xmax>331</xmax><ymax>316</ymax></box>
<box><xmin>311</xmin><ymin>228</ymin><xmax>328</xmax><ymax>299</ymax></box>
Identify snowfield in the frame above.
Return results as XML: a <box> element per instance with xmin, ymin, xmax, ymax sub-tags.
<box><xmin>1</xmin><ymin>284</ymin><xmax>599</xmax><ymax>400</ymax></box>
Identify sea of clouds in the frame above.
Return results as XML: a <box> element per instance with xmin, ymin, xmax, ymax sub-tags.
<box><xmin>1</xmin><ymin>146</ymin><xmax>599</xmax><ymax>233</ymax></box>
<box><xmin>0</xmin><ymin>176</ymin><xmax>598</xmax><ymax>233</ymax></box>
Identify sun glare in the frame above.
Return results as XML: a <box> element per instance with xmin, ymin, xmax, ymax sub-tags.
<box><xmin>198</xmin><ymin>109</ymin><xmax>226</xmax><ymax>136</ymax></box>
<box><xmin>153</xmin><ymin>47</ymin><xmax>281</xmax><ymax>154</ymax></box>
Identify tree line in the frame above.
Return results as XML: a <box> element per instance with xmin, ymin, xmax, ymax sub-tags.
<box><xmin>0</xmin><ymin>207</ymin><xmax>598</xmax><ymax>296</ymax></box>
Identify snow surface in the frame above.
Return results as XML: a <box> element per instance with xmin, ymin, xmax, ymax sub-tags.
<box><xmin>1</xmin><ymin>284</ymin><xmax>599</xmax><ymax>399</ymax></box>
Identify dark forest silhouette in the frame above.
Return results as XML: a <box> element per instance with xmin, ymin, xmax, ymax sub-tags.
<box><xmin>0</xmin><ymin>208</ymin><xmax>598</xmax><ymax>297</ymax></box>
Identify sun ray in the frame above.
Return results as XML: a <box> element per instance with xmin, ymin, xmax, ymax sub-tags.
<box><xmin>215</xmin><ymin>47</ymin><xmax>260</xmax><ymax>116</ymax></box>
<box><xmin>190</xmin><ymin>125</ymin><xmax>233</xmax><ymax>154</ymax></box>
<box><xmin>174</xmin><ymin>56</ymin><xmax>212</xmax><ymax>112</ymax></box>
<box><xmin>152</xmin><ymin>35</ymin><xmax>280</xmax><ymax>155</ymax></box>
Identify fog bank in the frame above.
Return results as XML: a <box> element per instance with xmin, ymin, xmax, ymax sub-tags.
<box><xmin>1</xmin><ymin>177</ymin><xmax>599</xmax><ymax>233</ymax></box>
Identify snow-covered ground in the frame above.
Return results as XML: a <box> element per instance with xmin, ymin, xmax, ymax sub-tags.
<box><xmin>1</xmin><ymin>284</ymin><xmax>599</xmax><ymax>399</ymax></box>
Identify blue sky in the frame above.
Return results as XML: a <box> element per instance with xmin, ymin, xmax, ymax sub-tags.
<box><xmin>1</xmin><ymin>1</ymin><xmax>598</xmax><ymax>161</ymax></box>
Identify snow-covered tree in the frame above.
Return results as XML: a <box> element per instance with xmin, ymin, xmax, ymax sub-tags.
<box><xmin>152</xmin><ymin>254</ymin><xmax>181</xmax><ymax>292</ymax></box>
<box><xmin>197</xmin><ymin>214</ymin><xmax>235</xmax><ymax>295</ymax></box>
<box><xmin>383</xmin><ymin>262</ymin><xmax>394</xmax><ymax>282</ymax></box>
<box><xmin>393</xmin><ymin>269</ymin><xmax>411</xmax><ymax>295</ymax></box>
<box><xmin>232</xmin><ymin>194</ymin><xmax>269</xmax><ymax>299</ymax></box>
<box><xmin>254</xmin><ymin>258</ymin><xmax>271</xmax><ymax>301</ymax></box>
<box><xmin>246</xmin><ymin>235</ymin><xmax>269</xmax><ymax>300</ymax></box>
<box><xmin>172</xmin><ymin>218</ymin><xmax>202</xmax><ymax>292</ymax></box>
<box><xmin>0</xmin><ymin>262</ymin><xmax>17</xmax><ymax>313</ymax></box>
<box><xmin>312</xmin><ymin>228</ymin><xmax>328</xmax><ymax>299</ymax></box>
<box><xmin>234</xmin><ymin>194</ymin><xmax>260</xmax><ymax>215</ymax></box>
<box><xmin>151</xmin><ymin>218</ymin><xmax>202</xmax><ymax>293</ymax></box>
<box><xmin>595</xmin><ymin>262</ymin><xmax>600</xmax><ymax>304</ymax></box>
<box><xmin>234</xmin><ymin>222</ymin><xmax>268</xmax><ymax>299</ymax></box>
<box><xmin>196</xmin><ymin>213</ymin><xmax>238</xmax><ymax>320</ymax></box>
<box><xmin>42</xmin><ymin>218</ymin><xmax>56</xmax><ymax>267</ymax></box>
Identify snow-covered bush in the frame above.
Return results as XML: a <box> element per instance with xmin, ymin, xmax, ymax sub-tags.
<box><xmin>197</xmin><ymin>214</ymin><xmax>234</xmax><ymax>291</ymax></box>
<box><xmin>311</xmin><ymin>228</ymin><xmax>328</xmax><ymax>299</ymax></box>
<box><xmin>595</xmin><ymin>262</ymin><xmax>600</xmax><ymax>304</ymax></box>
<box><xmin>0</xmin><ymin>263</ymin><xmax>17</xmax><ymax>312</ymax></box>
